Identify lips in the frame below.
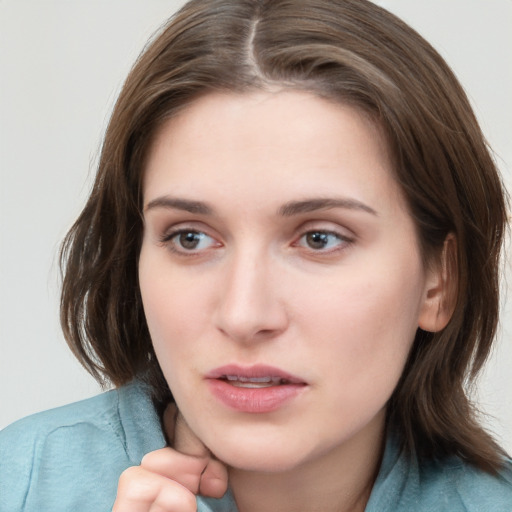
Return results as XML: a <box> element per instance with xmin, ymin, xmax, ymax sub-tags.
<box><xmin>205</xmin><ymin>364</ymin><xmax>307</xmax><ymax>413</ymax></box>
<box><xmin>224</xmin><ymin>375</ymin><xmax>290</xmax><ymax>388</ymax></box>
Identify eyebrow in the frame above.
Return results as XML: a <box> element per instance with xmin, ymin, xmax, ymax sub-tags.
<box><xmin>144</xmin><ymin>195</ymin><xmax>377</xmax><ymax>217</ymax></box>
<box><xmin>278</xmin><ymin>198</ymin><xmax>377</xmax><ymax>217</ymax></box>
<box><xmin>144</xmin><ymin>196</ymin><xmax>213</xmax><ymax>215</ymax></box>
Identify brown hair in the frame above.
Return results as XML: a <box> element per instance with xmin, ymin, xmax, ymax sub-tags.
<box><xmin>60</xmin><ymin>0</ymin><xmax>509</xmax><ymax>472</ymax></box>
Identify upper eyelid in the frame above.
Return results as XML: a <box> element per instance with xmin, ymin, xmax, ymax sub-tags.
<box><xmin>155</xmin><ymin>219</ymin><xmax>356</xmax><ymax>242</ymax></box>
<box><xmin>160</xmin><ymin>221</ymin><xmax>217</xmax><ymax>237</ymax></box>
<box><xmin>162</xmin><ymin>226</ymin><xmax>215</xmax><ymax>241</ymax></box>
<box><xmin>295</xmin><ymin>230</ymin><xmax>352</xmax><ymax>246</ymax></box>
<box><xmin>293</xmin><ymin>220</ymin><xmax>356</xmax><ymax>239</ymax></box>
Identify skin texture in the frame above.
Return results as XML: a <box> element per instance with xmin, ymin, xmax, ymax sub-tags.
<box><xmin>136</xmin><ymin>90</ymin><xmax>449</xmax><ymax>512</ymax></box>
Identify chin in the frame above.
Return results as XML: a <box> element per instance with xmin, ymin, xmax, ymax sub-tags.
<box><xmin>223</xmin><ymin>452</ymin><xmax>307</xmax><ymax>473</ymax></box>
<box><xmin>207</xmin><ymin>436</ymin><xmax>315</xmax><ymax>473</ymax></box>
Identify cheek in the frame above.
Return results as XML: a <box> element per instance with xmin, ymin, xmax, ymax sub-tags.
<box><xmin>138</xmin><ymin>250</ymin><xmax>219</xmax><ymax>391</ymax></box>
<box><xmin>139</xmin><ymin>252</ymin><xmax>192</xmax><ymax>357</ymax></box>
<box><xmin>139</xmin><ymin>276</ymin><xmax>195</xmax><ymax>406</ymax></box>
<box><xmin>299</xmin><ymin>260</ymin><xmax>425</xmax><ymax>391</ymax></box>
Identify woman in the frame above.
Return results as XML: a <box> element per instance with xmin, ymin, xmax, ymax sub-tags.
<box><xmin>1</xmin><ymin>0</ymin><xmax>511</xmax><ymax>511</ymax></box>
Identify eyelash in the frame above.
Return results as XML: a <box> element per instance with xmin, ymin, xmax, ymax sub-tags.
<box><xmin>159</xmin><ymin>229</ymin><xmax>220</xmax><ymax>255</ymax></box>
<box><xmin>293</xmin><ymin>230</ymin><xmax>353</xmax><ymax>254</ymax></box>
<box><xmin>159</xmin><ymin>227</ymin><xmax>354</xmax><ymax>256</ymax></box>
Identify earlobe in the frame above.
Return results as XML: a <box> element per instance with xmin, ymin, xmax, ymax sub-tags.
<box><xmin>418</xmin><ymin>234</ymin><xmax>458</xmax><ymax>333</ymax></box>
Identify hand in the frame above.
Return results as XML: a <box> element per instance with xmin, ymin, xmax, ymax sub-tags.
<box><xmin>164</xmin><ymin>403</ymin><xmax>228</xmax><ymax>498</ymax></box>
<box><xmin>112</xmin><ymin>403</ymin><xmax>228</xmax><ymax>511</ymax></box>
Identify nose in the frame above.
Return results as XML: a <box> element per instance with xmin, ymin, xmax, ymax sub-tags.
<box><xmin>214</xmin><ymin>249</ymin><xmax>288</xmax><ymax>343</ymax></box>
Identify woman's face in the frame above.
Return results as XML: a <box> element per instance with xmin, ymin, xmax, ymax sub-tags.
<box><xmin>139</xmin><ymin>90</ymin><xmax>439</xmax><ymax>472</ymax></box>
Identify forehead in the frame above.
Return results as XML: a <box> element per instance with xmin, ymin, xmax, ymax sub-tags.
<box><xmin>143</xmin><ymin>90</ymin><xmax>404</xmax><ymax>215</ymax></box>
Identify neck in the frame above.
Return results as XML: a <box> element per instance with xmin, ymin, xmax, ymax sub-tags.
<box><xmin>228</xmin><ymin>413</ymin><xmax>386</xmax><ymax>512</ymax></box>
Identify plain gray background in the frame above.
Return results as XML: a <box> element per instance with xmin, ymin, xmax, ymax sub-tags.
<box><xmin>1</xmin><ymin>0</ymin><xmax>511</xmax><ymax>454</ymax></box>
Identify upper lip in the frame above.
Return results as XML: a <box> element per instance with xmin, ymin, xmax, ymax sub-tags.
<box><xmin>205</xmin><ymin>364</ymin><xmax>306</xmax><ymax>385</ymax></box>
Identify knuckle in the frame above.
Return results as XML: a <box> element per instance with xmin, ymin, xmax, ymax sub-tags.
<box><xmin>178</xmin><ymin>472</ymin><xmax>202</xmax><ymax>495</ymax></box>
<box><xmin>117</xmin><ymin>466</ymin><xmax>156</xmax><ymax>503</ymax></box>
<box><xmin>141</xmin><ymin>450</ymin><xmax>159</xmax><ymax>467</ymax></box>
<box><xmin>115</xmin><ymin>463</ymin><xmax>198</xmax><ymax>510</ymax></box>
<box><xmin>141</xmin><ymin>447</ymin><xmax>174</xmax><ymax>469</ymax></box>
<box><xmin>118</xmin><ymin>465</ymin><xmax>142</xmax><ymax>487</ymax></box>
<box><xmin>155</xmin><ymin>484</ymin><xmax>197</xmax><ymax>511</ymax></box>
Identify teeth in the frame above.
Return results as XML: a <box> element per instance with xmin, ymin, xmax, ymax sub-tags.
<box><xmin>231</xmin><ymin>381</ymin><xmax>275</xmax><ymax>388</ymax></box>
<box><xmin>224</xmin><ymin>375</ymin><xmax>288</xmax><ymax>387</ymax></box>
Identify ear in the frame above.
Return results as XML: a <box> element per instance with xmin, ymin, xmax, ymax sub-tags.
<box><xmin>418</xmin><ymin>234</ymin><xmax>458</xmax><ymax>333</ymax></box>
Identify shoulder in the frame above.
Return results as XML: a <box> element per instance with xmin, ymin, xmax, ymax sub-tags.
<box><xmin>370</xmin><ymin>433</ymin><xmax>512</xmax><ymax>512</ymax></box>
<box><xmin>423</xmin><ymin>457</ymin><xmax>512</xmax><ymax>512</ymax></box>
<box><xmin>0</xmin><ymin>385</ymin><xmax>128</xmax><ymax>469</ymax></box>
<box><xmin>0</xmin><ymin>380</ymin><xmax>165</xmax><ymax>512</ymax></box>
<box><xmin>420</xmin><ymin>455</ymin><xmax>512</xmax><ymax>512</ymax></box>
<box><xmin>1</xmin><ymin>384</ymin><xmax>122</xmax><ymax>440</ymax></box>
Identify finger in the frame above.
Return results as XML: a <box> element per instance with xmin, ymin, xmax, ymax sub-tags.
<box><xmin>174</xmin><ymin>416</ymin><xmax>229</xmax><ymax>498</ymax></box>
<box><xmin>164</xmin><ymin>405</ymin><xmax>229</xmax><ymax>498</ymax></box>
<box><xmin>148</xmin><ymin>483</ymin><xmax>197</xmax><ymax>512</ymax></box>
<box><xmin>141</xmin><ymin>447</ymin><xmax>208</xmax><ymax>495</ymax></box>
<box><xmin>173</xmin><ymin>412</ymin><xmax>210</xmax><ymax>459</ymax></box>
<box><xmin>198</xmin><ymin>458</ymin><xmax>229</xmax><ymax>498</ymax></box>
<box><xmin>114</xmin><ymin>465</ymin><xmax>197</xmax><ymax>512</ymax></box>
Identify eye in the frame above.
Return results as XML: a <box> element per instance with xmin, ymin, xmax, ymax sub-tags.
<box><xmin>162</xmin><ymin>229</ymin><xmax>219</xmax><ymax>253</ymax></box>
<box><xmin>296</xmin><ymin>230</ymin><xmax>348</xmax><ymax>251</ymax></box>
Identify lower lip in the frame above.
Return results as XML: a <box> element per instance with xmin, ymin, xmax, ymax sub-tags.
<box><xmin>207</xmin><ymin>379</ymin><xmax>305</xmax><ymax>413</ymax></box>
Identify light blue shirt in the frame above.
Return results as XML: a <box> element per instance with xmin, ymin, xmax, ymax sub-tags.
<box><xmin>1</xmin><ymin>380</ymin><xmax>511</xmax><ymax>511</ymax></box>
